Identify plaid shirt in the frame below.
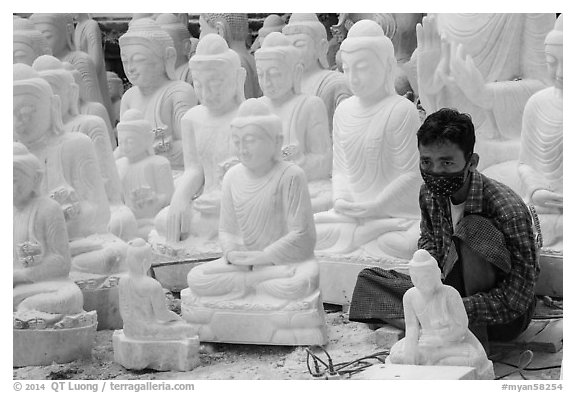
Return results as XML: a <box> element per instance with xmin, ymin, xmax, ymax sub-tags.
<box><xmin>418</xmin><ymin>170</ymin><xmax>539</xmax><ymax>325</ymax></box>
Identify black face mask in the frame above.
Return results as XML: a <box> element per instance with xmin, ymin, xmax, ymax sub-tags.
<box><xmin>420</xmin><ymin>162</ymin><xmax>470</xmax><ymax>198</ymax></box>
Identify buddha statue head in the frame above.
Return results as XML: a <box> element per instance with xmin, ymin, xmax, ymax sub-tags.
<box><xmin>119</xmin><ymin>18</ymin><xmax>177</xmax><ymax>87</ymax></box>
<box><xmin>156</xmin><ymin>13</ymin><xmax>192</xmax><ymax>67</ymax></box>
<box><xmin>13</xmin><ymin>142</ymin><xmax>44</xmax><ymax>208</ymax></box>
<box><xmin>13</xmin><ymin>63</ymin><xmax>64</xmax><ymax>145</ymax></box>
<box><xmin>13</xmin><ymin>16</ymin><xmax>52</xmax><ymax>65</ymax></box>
<box><xmin>117</xmin><ymin>109</ymin><xmax>155</xmax><ymax>161</ymax></box>
<box><xmin>199</xmin><ymin>13</ymin><xmax>249</xmax><ymax>45</ymax></box>
<box><xmin>107</xmin><ymin>71</ymin><xmax>124</xmax><ymax>101</ymax></box>
<box><xmin>408</xmin><ymin>249</ymin><xmax>442</xmax><ymax>294</ymax></box>
<box><xmin>29</xmin><ymin>13</ymin><xmax>75</xmax><ymax>59</ymax></box>
<box><xmin>339</xmin><ymin>19</ymin><xmax>396</xmax><ymax>102</ymax></box>
<box><xmin>230</xmin><ymin>98</ymin><xmax>284</xmax><ymax>172</ymax></box>
<box><xmin>258</xmin><ymin>14</ymin><xmax>286</xmax><ymax>42</ymax></box>
<box><xmin>32</xmin><ymin>55</ymin><xmax>79</xmax><ymax>119</ymax></box>
<box><xmin>189</xmin><ymin>33</ymin><xmax>246</xmax><ymax>113</ymax></box>
<box><xmin>544</xmin><ymin>14</ymin><xmax>563</xmax><ymax>91</ymax></box>
<box><xmin>282</xmin><ymin>13</ymin><xmax>330</xmax><ymax>71</ymax></box>
<box><xmin>255</xmin><ymin>32</ymin><xmax>303</xmax><ymax>101</ymax></box>
<box><xmin>126</xmin><ymin>238</ymin><xmax>153</xmax><ymax>276</ymax></box>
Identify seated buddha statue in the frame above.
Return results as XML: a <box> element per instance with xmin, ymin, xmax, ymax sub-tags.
<box><xmin>283</xmin><ymin>13</ymin><xmax>352</xmax><ymax>135</ymax></box>
<box><xmin>199</xmin><ymin>13</ymin><xmax>262</xmax><ymax>99</ymax></box>
<box><xmin>156</xmin><ymin>13</ymin><xmax>194</xmax><ymax>86</ymax></box>
<box><xmin>30</xmin><ymin>13</ymin><xmax>109</xmax><ymax>122</ymax></box>
<box><xmin>118</xmin><ymin>18</ymin><xmax>198</xmax><ymax>171</ymax></box>
<box><xmin>116</xmin><ymin>110</ymin><xmax>175</xmax><ymax>240</ymax></box>
<box><xmin>314</xmin><ymin>20</ymin><xmax>422</xmax><ymax>260</ymax></box>
<box><xmin>387</xmin><ymin>250</ymin><xmax>494</xmax><ymax>380</ymax></box>
<box><xmin>32</xmin><ymin>55</ymin><xmax>137</xmax><ymax>241</ymax></box>
<box><xmin>518</xmin><ymin>15</ymin><xmax>563</xmax><ymax>250</ymax></box>
<box><xmin>13</xmin><ymin>16</ymin><xmax>51</xmax><ymax>66</ymax></box>
<box><xmin>14</xmin><ymin>65</ymin><xmax>127</xmax><ymax>276</ymax></box>
<box><xmin>254</xmin><ymin>32</ymin><xmax>333</xmax><ymax>213</ymax></box>
<box><xmin>152</xmin><ymin>33</ymin><xmax>246</xmax><ymax>251</ymax></box>
<box><xmin>415</xmin><ymin>13</ymin><xmax>556</xmax><ymax>170</ymax></box>
<box><xmin>13</xmin><ymin>142</ymin><xmax>84</xmax><ymax>319</ymax></box>
<box><xmin>181</xmin><ymin>99</ymin><xmax>327</xmax><ymax>345</ymax></box>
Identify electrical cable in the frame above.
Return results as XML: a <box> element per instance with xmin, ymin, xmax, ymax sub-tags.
<box><xmin>305</xmin><ymin>345</ymin><xmax>389</xmax><ymax>379</ymax></box>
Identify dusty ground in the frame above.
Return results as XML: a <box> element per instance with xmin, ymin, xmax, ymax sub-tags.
<box><xmin>13</xmin><ymin>305</ymin><xmax>561</xmax><ymax>381</ymax></box>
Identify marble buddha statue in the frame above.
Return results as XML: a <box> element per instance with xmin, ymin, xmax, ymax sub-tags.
<box><xmin>119</xmin><ymin>17</ymin><xmax>198</xmax><ymax>171</ymax></box>
<box><xmin>314</xmin><ymin>20</ymin><xmax>422</xmax><ymax>260</ymax></box>
<box><xmin>415</xmin><ymin>13</ymin><xmax>556</xmax><ymax>170</ymax></box>
<box><xmin>13</xmin><ymin>16</ymin><xmax>51</xmax><ymax>66</ymax></box>
<box><xmin>156</xmin><ymin>13</ymin><xmax>194</xmax><ymax>85</ymax></box>
<box><xmin>14</xmin><ymin>65</ymin><xmax>127</xmax><ymax>276</ymax></box>
<box><xmin>72</xmin><ymin>13</ymin><xmax>114</xmax><ymax>124</ymax></box>
<box><xmin>387</xmin><ymin>250</ymin><xmax>494</xmax><ymax>380</ymax></box>
<box><xmin>254</xmin><ymin>32</ymin><xmax>333</xmax><ymax>213</ymax></box>
<box><xmin>180</xmin><ymin>99</ymin><xmax>327</xmax><ymax>345</ymax></box>
<box><xmin>30</xmin><ymin>13</ymin><xmax>110</xmax><ymax>123</ymax></box>
<box><xmin>116</xmin><ymin>109</ymin><xmax>175</xmax><ymax>240</ymax></box>
<box><xmin>199</xmin><ymin>13</ymin><xmax>262</xmax><ymax>99</ymax></box>
<box><xmin>518</xmin><ymin>15</ymin><xmax>563</xmax><ymax>250</ymax></box>
<box><xmin>250</xmin><ymin>14</ymin><xmax>286</xmax><ymax>54</ymax></box>
<box><xmin>13</xmin><ymin>142</ymin><xmax>84</xmax><ymax>320</ymax></box>
<box><xmin>283</xmin><ymin>13</ymin><xmax>352</xmax><ymax>134</ymax></box>
<box><xmin>32</xmin><ymin>55</ymin><xmax>136</xmax><ymax>241</ymax></box>
<box><xmin>152</xmin><ymin>33</ymin><xmax>246</xmax><ymax>252</ymax></box>
<box><xmin>107</xmin><ymin>71</ymin><xmax>124</xmax><ymax>129</ymax></box>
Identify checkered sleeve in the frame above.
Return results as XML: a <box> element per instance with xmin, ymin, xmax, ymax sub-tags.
<box><xmin>417</xmin><ymin>187</ymin><xmax>441</xmax><ymax>263</ymax></box>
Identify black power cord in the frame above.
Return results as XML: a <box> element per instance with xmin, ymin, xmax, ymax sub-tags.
<box><xmin>305</xmin><ymin>345</ymin><xmax>389</xmax><ymax>379</ymax></box>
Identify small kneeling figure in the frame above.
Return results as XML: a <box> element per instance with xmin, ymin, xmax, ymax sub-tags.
<box><xmin>387</xmin><ymin>249</ymin><xmax>494</xmax><ymax>380</ymax></box>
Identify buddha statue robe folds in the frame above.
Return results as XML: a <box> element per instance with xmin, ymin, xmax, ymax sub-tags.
<box><xmin>255</xmin><ymin>32</ymin><xmax>333</xmax><ymax>213</ymax></box>
<box><xmin>314</xmin><ymin>20</ymin><xmax>422</xmax><ymax>261</ymax></box>
<box><xmin>119</xmin><ymin>18</ymin><xmax>198</xmax><ymax>171</ymax></box>
<box><xmin>181</xmin><ymin>99</ymin><xmax>327</xmax><ymax>346</ymax></box>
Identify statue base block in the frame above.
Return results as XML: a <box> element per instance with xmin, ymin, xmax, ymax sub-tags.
<box><xmin>180</xmin><ymin>289</ymin><xmax>328</xmax><ymax>346</ymax></box>
<box><xmin>353</xmin><ymin>364</ymin><xmax>477</xmax><ymax>380</ymax></box>
<box><xmin>13</xmin><ymin>323</ymin><xmax>97</xmax><ymax>367</ymax></box>
<box><xmin>371</xmin><ymin>325</ymin><xmax>405</xmax><ymax>349</ymax></box>
<box><xmin>112</xmin><ymin>330</ymin><xmax>200</xmax><ymax>372</ymax></box>
<box><xmin>317</xmin><ymin>253</ymin><xmax>409</xmax><ymax>306</ymax></box>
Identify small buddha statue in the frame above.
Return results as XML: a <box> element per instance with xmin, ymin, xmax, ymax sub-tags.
<box><xmin>415</xmin><ymin>13</ymin><xmax>556</xmax><ymax>170</ymax></box>
<box><xmin>199</xmin><ymin>13</ymin><xmax>262</xmax><ymax>99</ymax></box>
<box><xmin>119</xmin><ymin>18</ymin><xmax>198</xmax><ymax>171</ymax></box>
<box><xmin>156</xmin><ymin>13</ymin><xmax>194</xmax><ymax>85</ymax></box>
<box><xmin>518</xmin><ymin>15</ymin><xmax>563</xmax><ymax>250</ymax></box>
<box><xmin>283</xmin><ymin>13</ymin><xmax>352</xmax><ymax>134</ymax></box>
<box><xmin>32</xmin><ymin>55</ymin><xmax>137</xmax><ymax>241</ymax></box>
<box><xmin>250</xmin><ymin>14</ymin><xmax>286</xmax><ymax>54</ymax></box>
<box><xmin>30</xmin><ymin>13</ymin><xmax>110</xmax><ymax>123</ymax></box>
<box><xmin>14</xmin><ymin>65</ymin><xmax>127</xmax><ymax>276</ymax></box>
<box><xmin>13</xmin><ymin>142</ymin><xmax>84</xmax><ymax>319</ymax></box>
<box><xmin>181</xmin><ymin>99</ymin><xmax>327</xmax><ymax>345</ymax></box>
<box><xmin>13</xmin><ymin>16</ymin><xmax>51</xmax><ymax>66</ymax></box>
<box><xmin>107</xmin><ymin>71</ymin><xmax>124</xmax><ymax>129</ymax></box>
<box><xmin>314</xmin><ymin>20</ymin><xmax>422</xmax><ymax>260</ymax></box>
<box><xmin>152</xmin><ymin>33</ymin><xmax>246</xmax><ymax>250</ymax></box>
<box><xmin>387</xmin><ymin>249</ymin><xmax>494</xmax><ymax>380</ymax></box>
<box><xmin>255</xmin><ymin>32</ymin><xmax>333</xmax><ymax>213</ymax></box>
<box><xmin>116</xmin><ymin>109</ymin><xmax>175</xmax><ymax>240</ymax></box>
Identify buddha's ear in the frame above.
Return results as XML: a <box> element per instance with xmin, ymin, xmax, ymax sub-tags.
<box><xmin>182</xmin><ymin>39</ymin><xmax>192</xmax><ymax>59</ymax></box>
<box><xmin>235</xmin><ymin>67</ymin><xmax>247</xmax><ymax>102</ymax></box>
<box><xmin>66</xmin><ymin>22</ymin><xmax>75</xmax><ymax>51</ymax></box>
<box><xmin>215</xmin><ymin>21</ymin><xmax>227</xmax><ymax>41</ymax></box>
<box><xmin>293</xmin><ymin>62</ymin><xmax>304</xmax><ymax>95</ymax></box>
<box><xmin>317</xmin><ymin>38</ymin><xmax>330</xmax><ymax>68</ymax></box>
<box><xmin>164</xmin><ymin>47</ymin><xmax>177</xmax><ymax>80</ymax></box>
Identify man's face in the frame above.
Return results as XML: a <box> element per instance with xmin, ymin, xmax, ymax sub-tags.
<box><xmin>121</xmin><ymin>43</ymin><xmax>166</xmax><ymax>87</ymax></box>
<box><xmin>231</xmin><ymin>125</ymin><xmax>277</xmax><ymax>172</ymax></box>
<box><xmin>191</xmin><ymin>62</ymin><xmax>237</xmax><ymax>111</ymax></box>
<box><xmin>13</xmin><ymin>91</ymin><xmax>51</xmax><ymax>145</ymax></box>
<box><xmin>418</xmin><ymin>141</ymin><xmax>468</xmax><ymax>175</ymax></box>
<box><xmin>256</xmin><ymin>58</ymin><xmax>293</xmax><ymax>101</ymax></box>
<box><xmin>341</xmin><ymin>49</ymin><xmax>387</xmax><ymax>100</ymax></box>
<box><xmin>285</xmin><ymin>33</ymin><xmax>316</xmax><ymax>71</ymax></box>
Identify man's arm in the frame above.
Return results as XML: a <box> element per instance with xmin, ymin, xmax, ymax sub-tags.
<box><xmin>417</xmin><ymin>187</ymin><xmax>440</xmax><ymax>262</ymax></box>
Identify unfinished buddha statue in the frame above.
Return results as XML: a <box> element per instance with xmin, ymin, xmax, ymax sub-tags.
<box><xmin>181</xmin><ymin>99</ymin><xmax>327</xmax><ymax>345</ymax></box>
<box><xmin>32</xmin><ymin>55</ymin><xmax>137</xmax><ymax>242</ymax></box>
<box><xmin>151</xmin><ymin>33</ymin><xmax>246</xmax><ymax>255</ymax></box>
<box><xmin>518</xmin><ymin>15</ymin><xmax>563</xmax><ymax>250</ymax></box>
<box><xmin>255</xmin><ymin>32</ymin><xmax>332</xmax><ymax>213</ymax></box>
<box><xmin>13</xmin><ymin>65</ymin><xmax>127</xmax><ymax>276</ymax></box>
<box><xmin>119</xmin><ymin>18</ymin><xmax>198</xmax><ymax>171</ymax></box>
<box><xmin>416</xmin><ymin>13</ymin><xmax>556</xmax><ymax>170</ymax></box>
<box><xmin>314</xmin><ymin>20</ymin><xmax>422</xmax><ymax>260</ymax></box>
<box><xmin>157</xmin><ymin>13</ymin><xmax>194</xmax><ymax>85</ymax></box>
<box><xmin>13</xmin><ymin>16</ymin><xmax>51</xmax><ymax>66</ymax></box>
<box><xmin>199</xmin><ymin>13</ymin><xmax>262</xmax><ymax>99</ymax></box>
<box><xmin>283</xmin><ymin>13</ymin><xmax>352</xmax><ymax>134</ymax></box>
<box><xmin>116</xmin><ymin>109</ymin><xmax>175</xmax><ymax>240</ymax></box>
<box><xmin>387</xmin><ymin>249</ymin><xmax>494</xmax><ymax>380</ymax></box>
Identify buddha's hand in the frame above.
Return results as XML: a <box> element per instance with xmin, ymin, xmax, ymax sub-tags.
<box><xmin>282</xmin><ymin>144</ymin><xmax>304</xmax><ymax>164</ymax></box>
<box><xmin>227</xmin><ymin>250</ymin><xmax>268</xmax><ymax>267</ymax></box>
<box><xmin>334</xmin><ymin>200</ymin><xmax>377</xmax><ymax>218</ymax></box>
<box><xmin>416</xmin><ymin>15</ymin><xmax>450</xmax><ymax>95</ymax></box>
<box><xmin>532</xmin><ymin>190</ymin><xmax>563</xmax><ymax>210</ymax></box>
<box><xmin>449</xmin><ymin>43</ymin><xmax>491</xmax><ymax>109</ymax></box>
<box><xmin>166</xmin><ymin>197</ymin><xmax>192</xmax><ymax>243</ymax></box>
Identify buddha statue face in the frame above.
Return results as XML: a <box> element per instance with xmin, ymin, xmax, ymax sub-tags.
<box><xmin>285</xmin><ymin>33</ymin><xmax>317</xmax><ymax>72</ymax></box>
<box><xmin>257</xmin><ymin>57</ymin><xmax>294</xmax><ymax>101</ymax></box>
<box><xmin>410</xmin><ymin>266</ymin><xmax>441</xmax><ymax>295</ymax></box>
<box><xmin>545</xmin><ymin>43</ymin><xmax>562</xmax><ymax>91</ymax></box>
<box><xmin>341</xmin><ymin>48</ymin><xmax>388</xmax><ymax>101</ymax></box>
<box><xmin>13</xmin><ymin>89</ymin><xmax>52</xmax><ymax>145</ymax></box>
<box><xmin>231</xmin><ymin>124</ymin><xmax>280</xmax><ymax>173</ymax></box>
<box><xmin>121</xmin><ymin>43</ymin><xmax>167</xmax><ymax>88</ymax></box>
<box><xmin>191</xmin><ymin>61</ymin><xmax>238</xmax><ymax>112</ymax></box>
<box><xmin>13</xmin><ymin>166</ymin><xmax>37</xmax><ymax>207</ymax></box>
<box><xmin>119</xmin><ymin>131</ymin><xmax>151</xmax><ymax>161</ymax></box>
<box><xmin>29</xmin><ymin>16</ymin><xmax>72</xmax><ymax>59</ymax></box>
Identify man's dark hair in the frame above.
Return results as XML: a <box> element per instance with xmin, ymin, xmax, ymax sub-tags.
<box><xmin>417</xmin><ymin>108</ymin><xmax>475</xmax><ymax>159</ymax></box>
